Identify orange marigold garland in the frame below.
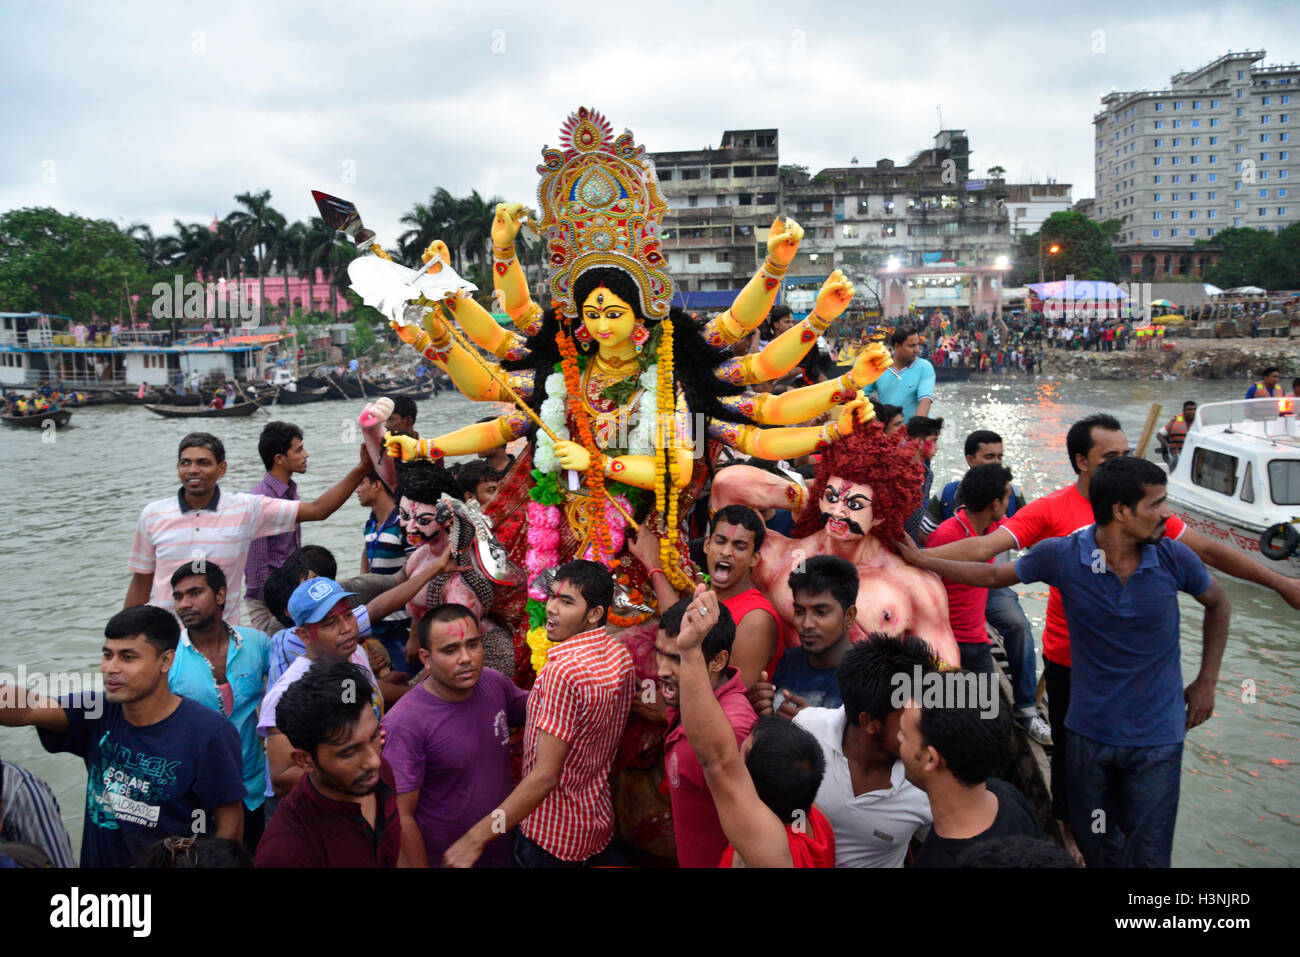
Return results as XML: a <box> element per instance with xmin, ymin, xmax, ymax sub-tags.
<box><xmin>555</xmin><ymin>301</ymin><xmax>615</xmax><ymax>567</ymax></box>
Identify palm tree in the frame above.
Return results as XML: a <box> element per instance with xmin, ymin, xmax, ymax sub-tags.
<box><xmin>305</xmin><ymin>216</ymin><xmax>342</xmax><ymax>317</ymax></box>
<box><xmin>453</xmin><ymin>190</ymin><xmax>500</xmax><ymax>276</ymax></box>
<box><xmin>398</xmin><ymin>187</ymin><xmax>459</xmax><ymax>267</ymax></box>
<box><xmin>227</xmin><ymin>190</ymin><xmax>287</xmax><ymax>323</ymax></box>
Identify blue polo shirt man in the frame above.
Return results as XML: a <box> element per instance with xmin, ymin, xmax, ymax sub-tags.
<box><xmin>1012</xmin><ymin>472</ymin><xmax>1223</xmax><ymax>868</ymax></box>
<box><xmin>865</xmin><ymin>329</ymin><xmax>934</xmax><ymax>420</ymax></box>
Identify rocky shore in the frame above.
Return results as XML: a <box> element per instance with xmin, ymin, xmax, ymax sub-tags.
<box><xmin>1040</xmin><ymin>339</ymin><xmax>1299</xmax><ymax>380</ymax></box>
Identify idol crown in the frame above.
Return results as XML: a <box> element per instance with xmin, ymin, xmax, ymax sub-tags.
<box><xmin>535</xmin><ymin>107</ymin><xmax>674</xmax><ymax>319</ymax></box>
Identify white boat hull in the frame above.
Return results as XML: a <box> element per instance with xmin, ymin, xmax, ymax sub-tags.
<box><xmin>1167</xmin><ymin>499</ymin><xmax>1300</xmax><ymax>579</ymax></box>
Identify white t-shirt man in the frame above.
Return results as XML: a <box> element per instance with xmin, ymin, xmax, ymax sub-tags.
<box><xmin>794</xmin><ymin>706</ymin><xmax>933</xmax><ymax>868</ymax></box>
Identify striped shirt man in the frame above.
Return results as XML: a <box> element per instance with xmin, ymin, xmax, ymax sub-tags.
<box><xmin>1</xmin><ymin>758</ymin><xmax>76</xmax><ymax>868</ymax></box>
<box><xmin>363</xmin><ymin>507</ymin><xmax>410</xmax><ymax>635</ymax></box>
<box><xmin>520</xmin><ymin>627</ymin><xmax>634</xmax><ymax>862</ymax></box>
<box><xmin>128</xmin><ymin>487</ymin><xmax>298</xmax><ymax>625</ymax></box>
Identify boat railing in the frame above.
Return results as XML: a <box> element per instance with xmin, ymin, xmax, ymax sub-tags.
<box><xmin>1191</xmin><ymin>397</ymin><xmax>1298</xmax><ymax>437</ymax></box>
<box><xmin>25</xmin><ymin>370</ymin><xmax>129</xmax><ymax>389</ymax></box>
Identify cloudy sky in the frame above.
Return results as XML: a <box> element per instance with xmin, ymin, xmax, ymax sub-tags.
<box><xmin>2</xmin><ymin>0</ymin><xmax>1297</xmax><ymax>245</ymax></box>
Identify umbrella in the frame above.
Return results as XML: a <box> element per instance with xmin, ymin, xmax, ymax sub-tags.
<box><xmin>1203</xmin><ymin>283</ymin><xmax>1225</xmax><ymax>296</ymax></box>
<box><xmin>1151</xmin><ymin>299</ymin><xmax>1177</xmax><ymax>308</ymax></box>
<box><xmin>1227</xmin><ymin>285</ymin><xmax>1266</xmax><ymax>295</ymax></box>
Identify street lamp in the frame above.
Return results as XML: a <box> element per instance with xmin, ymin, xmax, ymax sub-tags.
<box><xmin>1038</xmin><ymin>237</ymin><xmax>1062</xmax><ymax>283</ymax></box>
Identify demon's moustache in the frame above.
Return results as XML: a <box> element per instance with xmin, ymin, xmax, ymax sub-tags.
<box><xmin>820</xmin><ymin>511</ymin><xmax>866</xmax><ymax>536</ymax></box>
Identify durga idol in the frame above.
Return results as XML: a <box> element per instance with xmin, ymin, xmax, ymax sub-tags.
<box><xmin>382</xmin><ymin>106</ymin><xmax>891</xmax><ymax>678</ymax></box>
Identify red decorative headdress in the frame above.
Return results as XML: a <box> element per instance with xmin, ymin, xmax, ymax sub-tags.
<box><xmin>791</xmin><ymin>419</ymin><xmax>925</xmax><ymax>545</ymax></box>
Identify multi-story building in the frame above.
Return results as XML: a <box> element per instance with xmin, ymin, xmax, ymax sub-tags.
<box><xmin>1003</xmin><ymin>181</ymin><xmax>1073</xmax><ymax>238</ymax></box>
<box><xmin>1093</xmin><ymin>49</ymin><xmax>1299</xmax><ymax>277</ymax></box>
<box><xmin>649</xmin><ymin>128</ymin><xmax>1012</xmax><ymax>314</ymax></box>
<box><xmin>648</xmin><ymin>129</ymin><xmax>780</xmax><ymax>298</ymax></box>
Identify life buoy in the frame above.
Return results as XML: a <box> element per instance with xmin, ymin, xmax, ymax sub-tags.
<box><xmin>1259</xmin><ymin>523</ymin><xmax>1300</xmax><ymax>561</ymax></box>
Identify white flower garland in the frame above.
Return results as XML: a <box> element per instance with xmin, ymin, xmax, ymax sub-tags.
<box><xmin>535</xmin><ymin>371</ymin><xmax>569</xmax><ymax>473</ymax></box>
<box><xmin>537</xmin><ymin>365</ymin><xmax>660</xmax><ymax>471</ymax></box>
<box><xmin>626</xmin><ymin>365</ymin><xmax>659</xmax><ymax>457</ymax></box>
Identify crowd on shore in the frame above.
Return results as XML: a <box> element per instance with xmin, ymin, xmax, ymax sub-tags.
<box><xmin>2</xmin><ymin>325</ymin><xmax>1298</xmax><ymax>872</ymax></box>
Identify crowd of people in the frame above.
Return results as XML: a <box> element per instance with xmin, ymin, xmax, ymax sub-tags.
<box><xmin>3</xmin><ymin>324</ymin><xmax>1298</xmax><ymax>872</ymax></box>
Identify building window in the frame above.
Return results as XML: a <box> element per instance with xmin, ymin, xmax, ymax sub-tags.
<box><xmin>1281</xmin><ymin>188</ymin><xmax>1289</xmax><ymax>198</ymax></box>
<box><xmin>1259</xmin><ymin>208</ymin><xmax>1267</xmax><ymax>216</ymax></box>
<box><xmin>1191</xmin><ymin>156</ymin><xmax>1199</xmax><ymax>164</ymax></box>
<box><xmin>1192</xmin><ymin>100</ymin><xmax>1200</xmax><ymax>109</ymax></box>
<box><xmin>1190</xmin><ymin>191</ymin><xmax>1198</xmax><ymax>199</ymax></box>
<box><xmin>1172</xmin><ymin>157</ymin><xmax>1180</xmax><ymax>165</ymax></box>
<box><xmin>1192</xmin><ymin>119</ymin><xmax>1200</xmax><ymax>128</ymax></box>
<box><xmin>1189</xmin><ymin>229</ymin><xmax>1197</xmax><ymax>237</ymax></box>
<box><xmin>1262</xmin><ymin>152</ymin><xmax>1270</xmax><ymax>161</ymax></box>
<box><xmin>1282</xmin><ymin>133</ymin><xmax>1291</xmax><ymax>142</ymax></box>
<box><xmin>1212</xmin><ymin>99</ymin><xmax>1220</xmax><ymax>108</ymax></box>
<box><xmin>1170</xmin><ymin>228</ymin><xmax>1179</xmax><ymax>236</ymax></box>
<box><xmin>1174</xmin><ymin>102</ymin><xmax>1182</xmax><ymax>111</ymax></box>
<box><xmin>1263</xmin><ymin>96</ymin><xmax>1271</xmax><ymax>105</ymax></box>
<box><xmin>1263</xmin><ymin>115</ymin><xmax>1271</xmax><ymax>124</ymax></box>
<box><xmin>660</xmin><ymin>168</ymin><xmax>673</xmax><ymax>181</ymax></box>
<box><xmin>1152</xmin><ymin>229</ymin><xmax>1161</xmax><ymax>238</ymax></box>
<box><xmin>715</xmin><ymin>251</ymin><xmax>730</xmax><ymax>263</ymax></box>
<box><xmin>1283</xmin><ymin>114</ymin><xmax>1292</xmax><ymax>123</ymax></box>
<box><xmin>1154</xmin><ymin>138</ymin><xmax>1163</xmax><ymax>147</ymax></box>
<box><xmin>1173</xmin><ymin>120</ymin><xmax>1182</xmax><ymax>129</ymax></box>
<box><xmin>1154</xmin><ymin>120</ymin><xmax>1164</xmax><ymax>129</ymax></box>
<box><xmin>1208</xmin><ymin>209</ymin><xmax>1217</xmax><ymax>217</ymax></box>
<box><xmin>1208</xmin><ymin>228</ymin><xmax>1215</xmax><ymax>236</ymax></box>
<box><xmin>1154</xmin><ymin>174</ymin><xmax>1163</xmax><ymax>184</ymax></box>
<box><xmin>1153</xmin><ymin>193</ymin><xmax>1162</xmax><ymax>201</ymax></box>
<box><xmin>1191</xmin><ymin>137</ymin><xmax>1200</xmax><ymax>146</ymax></box>
<box><xmin>1234</xmin><ymin>217</ymin><xmax>1242</xmax><ymax>226</ymax></box>
<box><xmin>687</xmin><ymin>253</ymin><xmax>701</xmax><ymax>264</ymax></box>
<box><xmin>1281</xmin><ymin>207</ymin><xmax>1289</xmax><ymax>216</ymax></box>
<box><xmin>1153</xmin><ymin>211</ymin><xmax>1161</xmax><ymax>220</ymax></box>
<box><xmin>1171</xmin><ymin>211</ymin><xmax>1179</xmax><ymax>219</ymax></box>
<box><xmin>1209</xmin><ymin>173</ymin><xmax>1217</xmax><ymax>182</ymax></box>
<box><xmin>1261</xmin><ymin>134</ymin><xmax>1270</xmax><ymax>142</ymax></box>
<box><xmin>1155</xmin><ymin>103</ymin><xmax>1163</xmax><ymax>112</ymax></box>
<box><xmin>1172</xmin><ymin>192</ymin><xmax>1180</xmax><ymax>200</ymax></box>
<box><xmin>1153</xmin><ymin>157</ymin><xmax>1162</xmax><ymax>166</ymax></box>
<box><xmin>711</xmin><ymin>167</ymin><xmax>729</xmax><ymax>179</ymax></box>
<box><xmin>1210</xmin><ymin>118</ymin><xmax>1219</xmax><ymax>127</ymax></box>
<box><xmin>1189</xmin><ymin>210</ymin><xmax>1198</xmax><ymax>218</ymax></box>
<box><xmin>1260</xmin><ymin>189</ymin><xmax>1269</xmax><ymax>198</ymax></box>
<box><xmin>1235</xmin><ymin>199</ymin><xmax>1242</xmax><ymax>208</ymax></box>
<box><xmin>1172</xmin><ymin>137</ymin><xmax>1181</xmax><ymax>147</ymax></box>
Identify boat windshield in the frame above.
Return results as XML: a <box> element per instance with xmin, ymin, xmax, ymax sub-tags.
<box><xmin>1192</xmin><ymin>397</ymin><xmax>1298</xmax><ymax>435</ymax></box>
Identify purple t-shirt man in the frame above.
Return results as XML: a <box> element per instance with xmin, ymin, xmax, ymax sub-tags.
<box><xmin>380</xmin><ymin>668</ymin><xmax>528</xmax><ymax>867</ymax></box>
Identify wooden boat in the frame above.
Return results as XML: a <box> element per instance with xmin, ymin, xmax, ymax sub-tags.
<box><xmin>2</xmin><ymin>408</ymin><xmax>72</xmax><ymax>428</ymax></box>
<box><xmin>143</xmin><ymin>398</ymin><xmax>265</xmax><ymax>418</ymax></box>
<box><xmin>61</xmin><ymin>392</ymin><xmax>121</xmax><ymax>407</ymax></box>
<box><xmin>274</xmin><ymin>384</ymin><xmax>330</xmax><ymax>405</ymax></box>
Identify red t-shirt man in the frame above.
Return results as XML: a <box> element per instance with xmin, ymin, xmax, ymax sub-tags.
<box><xmin>718</xmin><ymin>804</ymin><xmax>836</xmax><ymax>868</ymax></box>
<box><xmin>1001</xmin><ymin>484</ymin><xmax>1186</xmax><ymax>667</ymax></box>
<box><xmin>664</xmin><ymin>667</ymin><xmax>758</xmax><ymax>868</ymax></box>
<box><xmin>926</xmin><ymin>509</ymin><xmax>1006</xmax><ymax>645</ymax></box>
<box><xmin>723</xmin><ymin>587</ymin><xmax>783</xmax><ymax>681</ymax></box>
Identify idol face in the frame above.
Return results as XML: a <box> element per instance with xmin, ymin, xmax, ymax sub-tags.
<box><xmin>581</xmin><ymin>287</ymin><xmax>636</xmax><ymax>348</ymax></box>
<box><xmin>819</xmin><ymin>476</ymin><xmax>877</xmax><ymax>540</ymax></box>
<box><xmin>399</xmin><ymin>496</ymin><xmax>451</xmax><ymax>556</ymax></box>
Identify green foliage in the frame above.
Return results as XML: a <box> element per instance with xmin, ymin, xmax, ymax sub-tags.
<box><xmin>0</xmin><ymin>207</ymin><xmax>148</xmax><ymax>322</ymax></box>
<box><xmin>1195</xmin><ymin>224</ymin><xmax>1300</xmax><ymax>288</ymax></box>
<box><xmin>1011</xmin><ymin>211</ymin><xmax>1122</xmax><ymax>284</ymax></box>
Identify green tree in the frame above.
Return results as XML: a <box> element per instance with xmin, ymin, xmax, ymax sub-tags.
<box><xmin>227</xmin><ymin>190</ymin><xmax>286</xmax><ymax>323</ymax></box>
<box><xmin>0</xmin><ymin>207</ymin><xmax>148</xmax><ymax>323</ymax></box>
<box><xmin>1197</xmin><ymin>224</ymin><xmax>1299</xmax><ymax>288</ymax></box>
<box><xmin>1011</xmin><ymin>211</ymin><xmax>1122</xmax><ymax>284</ymax></box>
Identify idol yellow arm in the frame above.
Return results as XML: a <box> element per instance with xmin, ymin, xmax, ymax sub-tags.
<box><xmin>602</xmin><ymin>448</ymin><xmax>694</xmax><ymax>492</ymax></box>
<box><xmin>385</xmin><ymin>415</ymin><xmax>527</xmax><ymax>462</ymax></box>
<box><xmin>490</xmin><ymin>202</ymin><xmax>543</xmax><ymax>335</ymax></box>
<box><xmin>391</xmin><ymin>306</ymin><xmax>532</xmax><ymax>404</ymax></box>
<box><xmin>701</xmin><ymin>218</ymin><xmax>805</xmax><ymax>346</ymax></box>
<box><xmin>745</xmin><ymin>342</ymin><xmax>891</xmax><ymax>422</ymax></box>
<box><xmin>709</xmin><ymin>398</ymin><xmax>875</xmax><ymax>460</ymax></box>
<box><xmin>442</xmin><ymin>289</ymin><xmax>529</xmax><ymax>361</ymax></box>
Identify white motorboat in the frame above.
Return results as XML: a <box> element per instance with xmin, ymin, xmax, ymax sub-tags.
<box><xmin>1165</xmin><ymin>397</ymin><xmax>1300</xmax><ymax>577</ymax></box>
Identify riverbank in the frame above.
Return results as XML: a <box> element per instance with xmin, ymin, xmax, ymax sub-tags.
<box><xmin>1040</xmin><ymin>338</ymin><xmax>1299</xmax><ymax>380</ymax></box>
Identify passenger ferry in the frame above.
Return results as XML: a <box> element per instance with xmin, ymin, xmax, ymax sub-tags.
<box><xmin>1165</xmin><ymin>397</ymin><xmax>1300</xmax><ymax>577</ymax></box>
<box><xmin>0</xmin><ymin>312</ymin><xmax>289</xmax><ymax>391</ymax></box>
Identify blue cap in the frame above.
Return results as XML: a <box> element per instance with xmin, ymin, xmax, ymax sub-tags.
<box><xmin>287</xmin><ymin>578</ymin><xmax>357</xmax><ymax>627</ymax></box>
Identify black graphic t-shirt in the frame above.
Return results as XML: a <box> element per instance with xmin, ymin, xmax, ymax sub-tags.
<box><xmin>39</xmin><ymin>694</ymin><xmax>244</xmax><ymax>868</ymax></box>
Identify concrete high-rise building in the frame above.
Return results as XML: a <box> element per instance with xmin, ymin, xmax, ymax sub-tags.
<box><xmin>1092</xmin><ymin>49</ymin><xmax>1299</xmax><ymax>278</ymax></box>
<box><xmin>1004</xmin><ymin>181</ymin><xmax>1073</xmax><ymax>238</ymax></box>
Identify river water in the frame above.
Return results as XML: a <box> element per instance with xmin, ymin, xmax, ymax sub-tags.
<box><xmin>0</xmin><ymin>375</ymin><xmax>1294</xmax><ymax>866</ymax></box>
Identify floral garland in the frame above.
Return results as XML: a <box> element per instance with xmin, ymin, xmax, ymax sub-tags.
<box><xmin>556</xmin><ymin>311</ymin><xmax>615</xmax><ymax>566</ymax></box>
<box><xmin>534</xmin><ymin>371</ymin><xmax>570</xmax><ymax>473</ymax></box>
<box><xmin>655</xmin><ymin>317</ymin><xmax>693</xmax><ymax>591</ymax></box>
